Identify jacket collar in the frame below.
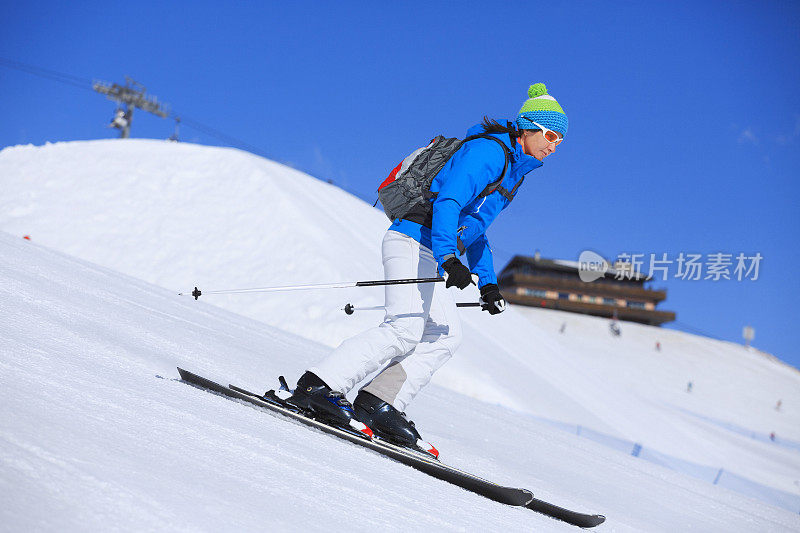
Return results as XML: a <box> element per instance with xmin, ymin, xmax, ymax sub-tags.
<box><xmin>467</xmin><ymin>123</ymin><xmax>543</xmax><ymax>176</ymax></box>
<box><xmin>511</xmin><ymin>138</ymin><xmax>543</xmax><ymax>175</ymax></box>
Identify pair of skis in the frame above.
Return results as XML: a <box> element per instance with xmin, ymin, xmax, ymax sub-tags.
<box><xmin>177</xmin><ymin>368</ymin><xmax>605</xmax><ymax>528</ymax></box>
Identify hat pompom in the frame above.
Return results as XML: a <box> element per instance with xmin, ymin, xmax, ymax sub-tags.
<box><xmin>528</xmin><ymin>83</ymin><xmax>547</xmax><ymax>98</ymax></box>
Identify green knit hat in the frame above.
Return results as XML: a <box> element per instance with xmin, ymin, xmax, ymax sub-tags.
<box><xmin>516</xmin><ymin>83</ymin><xmax>568</xmax><ymax>136</ymax></box>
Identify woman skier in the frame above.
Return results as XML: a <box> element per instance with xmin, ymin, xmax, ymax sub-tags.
<box><xmin>285</xmin><ymin>83</ymin><xmax>568</xmax><ymax>456</ymax></box>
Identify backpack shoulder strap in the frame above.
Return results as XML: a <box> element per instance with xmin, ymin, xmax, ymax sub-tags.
<box><xmin>492</xmin><ymin>176</ymin><xmax>525</xmax><ymax>201</ymax></box>
<box><xmin>461</xmin><ymin>134</ymin><xmax>511</xmax><ymax>198</ymax></box>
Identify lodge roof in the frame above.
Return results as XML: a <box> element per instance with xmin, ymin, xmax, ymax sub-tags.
<box><xmin>503</xmin><ymin>254</ymin><xmax>651</xmax><ymax>283</ymax></box>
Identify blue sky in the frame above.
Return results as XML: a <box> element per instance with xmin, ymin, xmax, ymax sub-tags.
<box><xmin>2</xmin><ymin>1</ymin><xmax>799</xmax><ymax>368</ymax></box>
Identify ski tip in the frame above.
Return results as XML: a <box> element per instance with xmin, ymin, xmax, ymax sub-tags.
<box><xmin>589</xmin><ymin>515</ymin><xmax>606</xmax><ymax>526</ymax></box>
<box><xmin>525</xmin><ymin>497</ymin><xmax>606</xmax><ymax>527</ymax></box>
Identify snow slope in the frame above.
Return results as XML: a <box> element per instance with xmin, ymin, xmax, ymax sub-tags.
<box><xmin>3</xmin><ymin>232</ymin><xmax>799</xmax><ymax>532</ymax></box>
<box><xmin>2</xmin><ymin>139</ymin><xmax>800</xmax><ymax>526</ymax></box>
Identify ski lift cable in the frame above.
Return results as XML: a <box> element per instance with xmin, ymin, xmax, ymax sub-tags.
<box><xmin>0</xmin><ymin>57</ymin><xmax>272</xmax><ymax>158</ymax></box>
<box><xmin>0</xmin><ymin>57</ymin><xmax>95</xmax><ymax>92</ymax></box>
<box><xmin>171</xmin><ymin>114</ymin><xmax>270</xmax><ymax>158</ymax></box>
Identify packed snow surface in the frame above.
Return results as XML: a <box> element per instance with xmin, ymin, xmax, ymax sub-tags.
<box><xmin>2</xmin><ymin>139</ymin><xmax>799</xmax><ymax>531</ymax></box>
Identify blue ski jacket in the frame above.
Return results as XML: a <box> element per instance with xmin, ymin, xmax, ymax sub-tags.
<box><xmin>389</xmin><ymin>122</ymin><xmax>543</xmax><ymax>288</ymax></box>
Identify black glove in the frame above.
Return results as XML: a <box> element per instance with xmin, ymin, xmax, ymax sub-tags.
<box><xmin>480</xmin><ymin>283</ymin><xmax>506</xmax><ymax>315</ymax></box>
<box><xmin>441</xmin><ymin>257</ymin><xmax>473</xmax><ymax>290</ymax></box>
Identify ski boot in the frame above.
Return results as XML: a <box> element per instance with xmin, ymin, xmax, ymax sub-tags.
<box><xmin>283</xmin><ymin>372</ymin><xmax>373</xmax><ymax>439</ymax></box>
<box><xmin>354</xmin><ymin>390</ymin><xmax>438</xmax><ymax>459</ymax></box>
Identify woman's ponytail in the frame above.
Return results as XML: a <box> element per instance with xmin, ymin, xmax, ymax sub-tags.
<box><xmin>480</xmin><ymin>116</ymin><xmax>520</xmax><ymax>138</ymax></box>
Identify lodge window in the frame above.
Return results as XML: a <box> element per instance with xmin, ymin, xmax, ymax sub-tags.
<box><xmin>521</xmin><ymin>288</ymin><xmax>548</xmax><ymax>298</ymax></box>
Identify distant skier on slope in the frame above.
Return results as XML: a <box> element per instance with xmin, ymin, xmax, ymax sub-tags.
<box><xmin>282</xmin><ymin>83</ymin><xmax>568</xmax><ymax>454</ymax></box>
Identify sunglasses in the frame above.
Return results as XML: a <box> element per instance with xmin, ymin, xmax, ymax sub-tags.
<box><xmin>528</xmin><ymin>121</ymin><xmax>563</xmax><ymax>144</ymax></box>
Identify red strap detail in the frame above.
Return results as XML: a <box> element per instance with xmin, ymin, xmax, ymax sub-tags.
<box><xmin>426</xmin><ymin>443</ymin><xmax>439</xmax><ymax>458</ymax></box>
<box><xmin>378</xmin><ymin>162</ymin><xmax>403</xmax><ymax>190</ymax></box>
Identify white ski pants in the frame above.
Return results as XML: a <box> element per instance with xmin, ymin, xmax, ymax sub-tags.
<box><xmin>310</xmin><ymin>230</ymin><xmax>462</xmax><ymax>412</ymax></box>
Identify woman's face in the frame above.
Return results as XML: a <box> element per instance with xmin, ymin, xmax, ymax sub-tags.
<box><xmin>520</xmin><ymin>130</ymin><xmax>560</xmax><ymax>161</ymax></box>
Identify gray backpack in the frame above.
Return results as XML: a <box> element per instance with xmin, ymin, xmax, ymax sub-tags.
<box><xmin>376</xmin><ymin>133</ymin><xmax>516</xmax><ymax>224</ymax></box>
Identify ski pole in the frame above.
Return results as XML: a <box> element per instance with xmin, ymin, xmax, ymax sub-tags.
<box><xmin>180</xmin><ymin>277</ymin><xmax>446</xmax><ymax>300</ymax></box>
<box><xmin>343</xmin><ymin>302</ymin><xmax>481</xmax><ymax>314</ymax></box>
